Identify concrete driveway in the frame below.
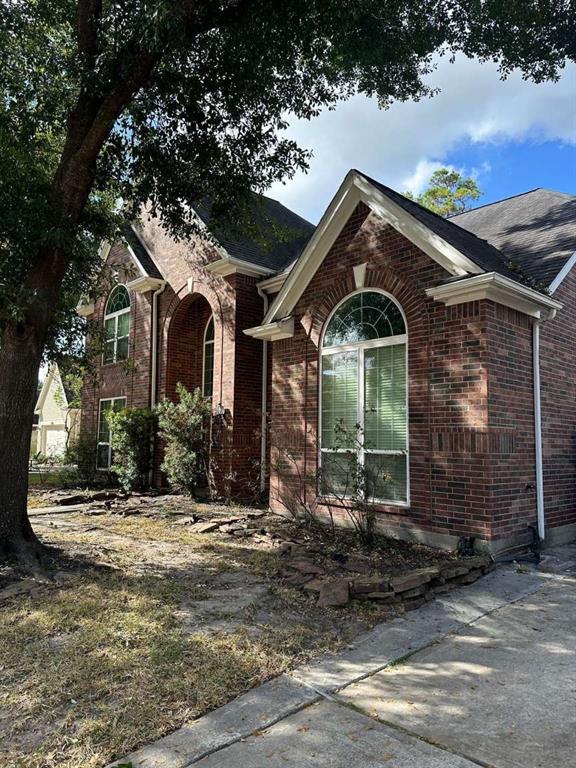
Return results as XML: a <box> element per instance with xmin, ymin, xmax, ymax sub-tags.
<box><xmin>111</xmin><ymin>545</ymin><xmax>576</xmax><ymax>768</ymax></box>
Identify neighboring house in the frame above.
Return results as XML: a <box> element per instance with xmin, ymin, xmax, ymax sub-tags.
<box><xmin>79</xmin><ymin>172</ymin><xmax>576</xmax><ymax>554</ymax></box>
<box><xmin>35</xmin><ymin>364</ymin><xmax>81</xmax><ymax>457</ymax></box>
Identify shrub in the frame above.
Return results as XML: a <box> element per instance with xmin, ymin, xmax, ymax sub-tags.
<box><xmin>155</xmin><ymin>384</ymin><xmax>212</xmax><ymax>497</ymax></box>
<box><xmin>75</xmin><ymin>432</ymin><xmax>99</xmax><ymax>484</ymax></box>
<box><xmin>109</xmin><ymin>407</ymin><xmax>156</xmax><ymax>492</ymax></box>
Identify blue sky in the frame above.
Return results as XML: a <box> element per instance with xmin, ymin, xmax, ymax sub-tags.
<box><xmin>269</xmin><ymin>55</ymin><xmax>576</xmax><ymax>223</ymax></box>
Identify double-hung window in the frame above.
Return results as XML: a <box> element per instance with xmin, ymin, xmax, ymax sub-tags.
<box><xmin>320</xmin><ymin>290</ymin><xmax>408</xmax><ymax>504</ymax></box>
<box><xmin>97</xmin><ymin>397</ymin><xmax>127</xmax><ymax>469</ymax></box>
<box><xmin>103</xmin><ymin>285</ymin><xmax>131</xmax><ymax>364</ymax></box>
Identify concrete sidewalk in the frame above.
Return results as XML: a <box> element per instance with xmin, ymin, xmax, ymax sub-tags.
<box><xmin>110</xmin><ymin>549</ymin><xmax>576</xmax><ymax>768</ymax></box>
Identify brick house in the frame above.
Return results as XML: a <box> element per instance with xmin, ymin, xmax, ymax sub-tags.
<box><xmin>80</xmin><ymin>170</ymin><xmax>576</xmax><ymax>554</ymax></box>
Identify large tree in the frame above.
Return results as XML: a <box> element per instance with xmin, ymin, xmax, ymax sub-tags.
<box><xmin>407</xmin><ymin>167</ymin><xmax>482</xmax><ymax>217</ymax></box>
<box><xmin>0</xmin><ymin>0</ymin><xmax>573</xmax><ymax>565</ymax></box>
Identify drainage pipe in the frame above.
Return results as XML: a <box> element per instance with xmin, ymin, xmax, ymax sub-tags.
<box><xmin>533</xmin><ymin>320</ymin><xmax>545</xmax><ymax>541</ymax></box>
<box><xmin>149</xmin><ymin>281</ymin><xmax>166</xmax><ymax>487</ymax></box>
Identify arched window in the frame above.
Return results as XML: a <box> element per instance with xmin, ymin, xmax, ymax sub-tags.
<box><xmin>320</xmin><ymin>290</ymin><xmax>408</xmax><ymax>504</ymax></box>
<box><xmin>103</xmin><ymin>285</ymin><xmax>131</xmax><ymax>364</ymax></box>
<box><xmin>202</xmin><ymin>315</ymin><xmax>215</xmax><ymax>399</ymax></box>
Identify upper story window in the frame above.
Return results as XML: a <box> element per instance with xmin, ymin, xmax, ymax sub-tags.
<box><xmin>320</xmin><ymin>290</ymin><xmax>408</xmax><ymax>505</ymax></box>
<box><xmin>103</xmin><ymin>285</ymin><xmax>131</xmax><ymax>364</ymax></box>
<box><xmin>202</xmin><ymin>316</ymin><xmax>215</xmax><ymax>399</ymax></box>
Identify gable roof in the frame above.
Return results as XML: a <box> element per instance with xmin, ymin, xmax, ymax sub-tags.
<box><xmin>450</xmin><ymin>189</ymin><xmax>576</xmax><ymax>289</ymax></box>
<box><xmin>247</xmin><ymin>170</ymin><xmax>563</xmax><ymax>339</ymax></box>
<box><xmin>35</xmin><ymin>364</ymin><xmax>68</xmax><ymax>416</ymax></box>
<box><xmin>195</xmin><ymin>194</ymin><xmax>315</xmax><ymax>273</ymax></box>
<box><xmin>358</xmin><ymin>173</ymin><xmax>521</xmax><ymax>281</ymax></box>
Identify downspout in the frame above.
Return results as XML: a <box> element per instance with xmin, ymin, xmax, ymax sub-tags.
<box><xmin>256</xmin><ymin>285</ymin><xmax>269</xmax><ymax>494</ymax></box>
<box><xmin>533</xmin><ymin>320</ymin><xmax>545</xmax><ymax>541</ymax></box>
<box><xmin>150</xmin><ymin>282</ymin><xmax>166</xmax><ymax>485</ymax></box>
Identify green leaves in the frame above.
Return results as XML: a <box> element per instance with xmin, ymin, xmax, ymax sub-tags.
<box><xmin>0</xmin><ymin>0</ymin><xmax>572</xmax><ymax>356</ymax></box>
<box><xmin>406</xmin><ymin>167</ymin><xmax>482</xmax><ymax>217</ymax></box>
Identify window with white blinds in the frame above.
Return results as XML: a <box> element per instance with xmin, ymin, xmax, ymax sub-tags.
<box><xmin>320</xmin><ymin>290</ymin><xmax>408</xmax><ymax>504</ymax></box>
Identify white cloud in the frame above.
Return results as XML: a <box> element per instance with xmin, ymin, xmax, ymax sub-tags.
<box><xmin>268</xmin><ymin>55</ymin><xmax>576</xmax><ymax>222</ymax></box>
<box><xmin>400</xmin><ymin>160</ymin><xmax>457</xmax><ymax>196</ymax></box>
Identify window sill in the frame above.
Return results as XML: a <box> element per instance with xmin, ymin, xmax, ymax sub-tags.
<box><xmin>317</xmin><ymin>494</ymin><xmax>410</xmax><ymax>511</ymax></box>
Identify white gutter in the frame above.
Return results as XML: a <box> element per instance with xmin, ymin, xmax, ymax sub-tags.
<box><xmin>256</xmin><ymin>285</ymin><xmax>269</xmax><ymax>493</ymax></box>
<box><xmin>533</xmin><ymin>321</ymin><xmax>545</xmax><ymax>541</ymax></box>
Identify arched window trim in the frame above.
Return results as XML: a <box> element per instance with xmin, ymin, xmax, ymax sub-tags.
<box><xmin>319</xmin><ymin>288</ymin><xmax>409</xmax><ymax>507</ymax></box>
<box><xmin>103</xmin><ymin>285</ymin><xmax>131</xmax><ymax>364</ymax></box>
<box><xmin>202</xmin><ymin>314</ymin><xmax>215</xmax><ymax>399</ymax></box>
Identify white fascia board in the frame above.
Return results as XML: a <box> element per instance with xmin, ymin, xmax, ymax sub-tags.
<box><xmin>244</xmin><ymin>316</ymin><xmax>295</xmax><ymax>341</ymax></box>
<box><xmin>205</xmin><ymin>255</ymin><xmax>274</xmax><ymax>278</ymax></box>
<box><xmin>263</xmin><ymin>171</ymin><xmax>363</xmax><ymax>323</ymax></box>
<box><xmin>549</xmin><ymin>250</ymin><xmax>576</xmax><ymax>294</ymax></box>
<box><xmin>353</xmin><ymin>175</ymin><xmax>483</xmax><ymax>277</ymax></box>
<box><xmin>426</xmin><ymin>273</ymin><xmax>563</xmax><ymax>319</ymax></box>
<box><xmin>126</xmin><ymin>276</ymin><xmax>166</xmax><ymax>294</ymax></box>
<box><xmin>257</xmin><ymin>271</ymin><xmax>290</xmax><ymax>294</ymax></box>
<box><xmin>263</xmin><ymin>170</ymin><xmax>484</xmax><ymax>325</ymax></box>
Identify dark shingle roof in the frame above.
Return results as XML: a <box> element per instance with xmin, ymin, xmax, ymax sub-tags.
<box><xmin>450</xmin><ymin>189</ymin><xmax>576</xmax><ymax>287</ymax></box>
<box><xmin>195</xmin><ymin>195</ymin><xmax>315</xmax><ymax>272</ymax></box>
<box><xmin>357</xmin><ymin>171</ymin><xmax>520</xmax><ymax>280</ymax></box>
<box><xmin>124</xmin><ymin>225</ymin><xmax>163</xmax><ymax>279</ymax></box>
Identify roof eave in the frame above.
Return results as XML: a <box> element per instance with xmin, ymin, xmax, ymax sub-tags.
<box><xmin>426</xmin><ymin>273</ymin><xmax>563</xmax><ymax>320</ymax></box>
<box><xmin>206</xmin><ymin>255</ymin><xmax>274</xmax><ymax>278</ymax></box>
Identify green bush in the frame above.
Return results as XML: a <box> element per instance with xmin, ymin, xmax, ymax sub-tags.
<box><xmin>109</xmin><ymin>407</ymin><xmax>156</xmax><ymax>492</ymax></box>
<box><xmin>155</xmin><ymin>384</ymin><xmax>212</xmax><ymax>497</ymax></box>
<box><xmin>75</xmin><ymin>432</ymin><xmax>99</xmax><ymax>484</ymax></box>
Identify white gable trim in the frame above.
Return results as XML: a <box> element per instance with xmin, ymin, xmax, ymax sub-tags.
<box><xmin>426</xmin><ymin>273</ymin><xmax>563</xmax><ymax>320</ymax></box>
<box><xmin>549</xmin><ymin>250</ymin><xmax>576</xmax><ymax>294</ymax></box>
<box><xmin>35</xmin><ymin>364</ymin><xmax>68</xmax><ymax>416</ymax></box>
<box><xmin>261</xmin><ymin>170</ymin><xmax>484</xmax><ymax>328</ymax></box>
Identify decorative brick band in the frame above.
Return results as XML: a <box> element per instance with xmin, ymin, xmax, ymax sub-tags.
<box><xmin>431</xmin><ymin>428</ymin><xmax>516</xmax><ymax>455</ymax></box>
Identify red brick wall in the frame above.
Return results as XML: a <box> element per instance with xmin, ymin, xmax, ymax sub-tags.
<box><xmin>81</xmin><ymin>217</ymin><xmax>265</xmax><ymax>497</ymax></box>
<box><xmin>485</xmin><ymin>303</ymin><xmax>537</xmax><ymax>541</ymax></box>
<box><xmin>540</xmin><ymin>268</ymin><xmax>576</xmax><ymax>532</ymax></box>
<box><xmin>267</xmin><ymin>204</ymin><xmax>554</xmax><ymax>547</ymax></box>
<box><xmin>80</xmin><ymin>243</ymin><xmax>153</xmax><ymax>441</ymax></box>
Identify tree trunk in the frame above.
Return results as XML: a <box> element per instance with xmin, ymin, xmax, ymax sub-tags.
<box><xmin>0</xmin><ymin>320</ymin><xmax>46</xmax><ymax>563</ymax></box>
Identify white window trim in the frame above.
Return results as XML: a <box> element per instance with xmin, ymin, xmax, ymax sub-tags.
<box><xmin>97</xmin><ymin>396</ymin><xmax>127</xmax><ymax>469</ymax></box>
<box><xmin>103</xmin><ymin>286</ymin><xmax>131</xmax><ymax>365</ymax></box>
<box><xmin>202</xmin><ymin>315</ymin><xmax>215</xmax><ymax>399</ymax></box>
<box><xmin>318</xmin><ymin>288</ymin><xmax>410</xmax><ymax>508</ymax></box>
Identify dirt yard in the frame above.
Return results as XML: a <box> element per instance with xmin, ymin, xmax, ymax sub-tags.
<box><xmin>1</xmin><ymin>491</ymin><xmax>457</xmax><ymax>768</ymax></box>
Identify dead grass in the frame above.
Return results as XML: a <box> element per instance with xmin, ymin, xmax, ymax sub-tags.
<box><xmin>0</xmin><ymin>566</ymin><xmax>339</xmax><ymax>768</ymax></box>
<box><xmin>1</xmin><ymin>503</ymin><xmax>377</xmax><ymax>768</ymax></box>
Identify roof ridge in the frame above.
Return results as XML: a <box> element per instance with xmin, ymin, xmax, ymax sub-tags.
<box><xmin>449</xmin><ymin>188</ymin><xmax>546</xmax><ymax>218</ymax></box>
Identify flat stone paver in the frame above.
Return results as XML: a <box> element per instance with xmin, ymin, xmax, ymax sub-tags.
<box><xmin>194</xmin><ymin>699</ymin><xmax>480</xmax><ymax>768</ymax></box>
<box><xmin>338</xmin><ymin>574</ymin><xmax>576</xmax><ymax>768</ymax></box>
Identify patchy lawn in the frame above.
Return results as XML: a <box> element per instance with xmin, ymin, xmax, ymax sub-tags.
<box><xmin>1</xmin><ymin>492</ymin><xmax>455</xmax><ymax>768</ymax></box>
